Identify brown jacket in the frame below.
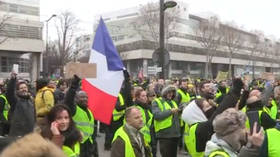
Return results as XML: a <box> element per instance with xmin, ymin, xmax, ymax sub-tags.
<box><xmin>111</xmin><ymin>125</ymin><xmax>152</xmax><ymax>157</ymax></box>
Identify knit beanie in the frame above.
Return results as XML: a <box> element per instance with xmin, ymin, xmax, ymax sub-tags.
<box><xmin>213</xmin><ymin>108</ymin><xmax>246</xmax><ymax>137</ymax></box>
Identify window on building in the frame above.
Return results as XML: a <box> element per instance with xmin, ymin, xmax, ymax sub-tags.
<box><xmin>1</xmin><ymin>56</ymin><xmax>30</xmax><ymax>73</ymax></box>
<box><xmin>2</xmin><ymin>2</ymin><xmax>39</xmax><ymax>16</ymax></box>
<box><xmin>0</xmin><ymin>24</ymin><xmax>42</xmax><ymax>39</ymax></box>
<box><xmin>9</xmin><ymin>4</ymin><xmax>18</xmax><ymax>12</ymax></box>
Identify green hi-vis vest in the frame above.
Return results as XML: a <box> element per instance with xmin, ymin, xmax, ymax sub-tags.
<box><xmin>73</xmin><ymin>105</ymin><xmax>94</xmax><ymax>144</ymax></box>
<box><xmin>209</xmin><ymin>150</ymin><xmax>230</xmax><ymax>157</ymax></box>
<box><xmin>268</xmin><ymin>99</ymin><xmax>278</xmax><ymax>120</ymax></box>
<box><xmin>136</xmin><ymin>105</ymin><xmax>153</xmax><ymax>145</ymax></box>
<box><xmin>184</xmin><ymin>123</ymin><xmax>204</xmax><ymax>157</ymax></box>
<box><xmin>215</xmin><ymin>90</ymin><xmax>222</xmax><ymax>99</ymax></box>
<box><xmin>216</xmin><ymin>88</ymin><xmax>230</xmax><ymax>99</ymax></box>
<box><xmin>112</xmin><ymin>126</ymin><xmax>136</xmax><ymax>157</ymax></box>
<box><xmin>177</xmin><ymin>89</ymin><xmax>189</xmax><ymax>127</ymax></box>
<box><xmin>113</xmin><ymin>94</ymin><xmax>125</xmax><ymax>121</ymax></box>
<box><xmin>62</xmin><ymin>143</ymin><xmax>80</xmax><ymax>157</ymax></box>
<box><xmin>245</xmin><ymin>110</ymin><xmax>262</xmax><ymax>130</ymax></box>
<box><xmin>153</xmin><ymin>98</ymin><xmax>178</xmax><ymax>133</ymax></box>
<box><xmin>0</xmin><ymin>94</ymin><xmax>9</xmax><ymax>120</ymax></box>
<box><xmin>267</xmin><ymin>128</ymin><xmax>280</xmax><ymax>157</ymax></box>
<box><xmin>177</xmin><ymin>89</ymin><xmax>191</xmax><ymax>103</ymax></box>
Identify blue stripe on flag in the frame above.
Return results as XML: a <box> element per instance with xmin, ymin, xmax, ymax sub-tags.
<box><xmin>92</xmin><ymin>18</ymin><xmax>124</xmax><ymax>71</ymax></box>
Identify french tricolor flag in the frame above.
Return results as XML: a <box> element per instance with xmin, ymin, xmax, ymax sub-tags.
<box><xmin>82</xmin><ymin>18</ymin><xmax>124</xmax><ymax>124</ymax></box>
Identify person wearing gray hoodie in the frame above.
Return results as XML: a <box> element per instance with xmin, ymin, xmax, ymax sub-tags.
<box><xmin>151</xmin><ymin>85</ymin><xmax>181</xmax><ymax>157</ymax></box>
<box><xmin>205</xmin><ymin>108</ymin><xmax>264</xmax><ymax>157</ymax></box>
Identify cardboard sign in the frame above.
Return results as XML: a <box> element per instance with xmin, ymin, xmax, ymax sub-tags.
<box><xmin>261</xmin><ymin>72</ymin><xmax>275</xmax><ymax>81</ymax></box>
<box><xmin>65</xmin><ymin>62</ymin><xmax>96</xmax><ymax>79</ymax></box>
<box><xmin>216</xmin><ymin>71</ymin><xmax>228</xmax><ymax>82</ymax></box>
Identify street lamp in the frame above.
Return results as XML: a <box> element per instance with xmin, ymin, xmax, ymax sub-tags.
<box><xmin>159</xmin><ymin>0</ymin><xmax>177</xmax><ymax>79</ymax></box>
<box><xmin>45</xmin><ymin>14</ymin><xmax>57</xmax><ymax>77</ymax></box>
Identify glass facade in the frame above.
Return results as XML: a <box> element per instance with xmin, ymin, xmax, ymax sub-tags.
<box><xmin>0</xmin><ymin>24</ymin><xmax>42</xmax><ymax>39</ymax></box>
<box><xmin>0</xmin><ymin>2</ymin><xmax>39</xmax><ymax>16</ymax></box>
<box><xmin>1</xmin><ymin>56</ymin><xmax>30</xmax><ymax>73</ymax></box>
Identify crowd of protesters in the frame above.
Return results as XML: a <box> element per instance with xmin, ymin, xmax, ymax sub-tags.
<box><xmin>0</xmin><ymin>71</ymin><xmax>280</xmax><ymax>157</ymax></box>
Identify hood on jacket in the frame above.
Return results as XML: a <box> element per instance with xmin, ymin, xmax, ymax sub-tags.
<box><xmin>0</xmin><ymin>133</ymin><xmax>66</xmax><ymax>157</ymax></box>
<box><xmin>161</xmin><ymin>85</ymin><xmax>177</xmax><ymax>99</ymax></box>
<box><xmin>181</xmin><ymin>100</ymin><xmax>208</xmax><ymax>125</ymax></box>
<box><xmin>205</xmin><ymin>134</ymin><xmax>238</xmax><ymax>157</ymax></box>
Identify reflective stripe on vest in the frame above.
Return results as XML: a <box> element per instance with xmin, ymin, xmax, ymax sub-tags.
<box><xmin>62</xmin><ymin>143</ymin><xmax>80</xmax><ymax>157</ymax></box>
<box><xmin>177</xmin><ymin>89</ymin><xmax>190</xmax><ymax>103</ymax></box>
<box><xmin>73</xmin><ymin>106</ymin><xmax>94</xmax><ymax>144</ymax></box>
<box><xmin>154</xmin><ymin>98</ymin><xmax>178</xmax><ymax>132</ymax></box>
<box><xmin>112</xmin><ymin>126</ymin><xmax>136</xmax><ymax>157</ymax></box>
<box><xmin>245</xmin><ymin>110</ymin><xmax>262</xmax><ymax>130</ymax></box>
<box><xmin>113</xmin><ymin>94</ymin><xmax>125</xmax><ymax>121</ymax></box>
<box><xmin>136</xmin><ymin>105</ymin><xmax>153</xmax><ymax>145</ymax></box>
<box><xmin>185</xmin><ymin>123</ymin><xmax>204</xmax><ymax>157</ymax></box>
<box><xmin>209</xmin><ymin>150</ymin><xmax>230</xmax><ymax>157</ymax></box>
<box><xmin>0</xmin><ymin>95</ymin><xmax>9</xmax><ymax>120</ymax></box>
<box><xmin>267</xmin><ymin>128</ymin><xmax>280</xmax><ymax>157</ymax></box>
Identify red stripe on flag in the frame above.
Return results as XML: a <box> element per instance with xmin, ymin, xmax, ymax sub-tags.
<box><xmin>81</xmin><ymin>79</ymin><xmax>117</xmax><ymax>124</ymax></box>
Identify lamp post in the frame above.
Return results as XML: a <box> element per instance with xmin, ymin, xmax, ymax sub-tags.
<box><xmin>45</xmin><ymin>14</ymin><xmax>57</xmax><ymax>77</ymax></box>
<box><xmin>159</xmin><ymin>0</ymin><xmax>177</xmax><ymax>79</ymax></box>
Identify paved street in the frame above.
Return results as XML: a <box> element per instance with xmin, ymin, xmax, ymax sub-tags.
<box><xmin>96</xmin><ymin>132</ymin><xmax>189</xmax><ymax>157</ymax></box>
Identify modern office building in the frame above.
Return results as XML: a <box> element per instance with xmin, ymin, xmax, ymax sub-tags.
<box><xmin>91</xmin><ymin>1</ymin><xmax>280</xmax><ymax>79</ymax></box>
<box><xmin>0</xmin><ymin>0</ymin><xmax>43</xmax><ymax>81</ymax></box>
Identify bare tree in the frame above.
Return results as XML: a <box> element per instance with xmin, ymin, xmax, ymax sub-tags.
<box><xmin>195</xmin><ymin>16</ymin><xmax>221</xmax><ymax>79</ymax></box>
<box><xmin>55</xmin><ymin>11</ymin><xmax>79</xmax><ymax>76</ymax></box>
<box><xmin>249</xmin><ymin>30</ymin><xmax>264</xmax><ymax>78</ymax></box>
<box><xmin>132</xmin><ymin>2</ymin><xmax>179</xmax><ymax>48</ymax></box>
<box><xmin>0</xmin><ymin>14</ymin><xmax>13</xmax><ymax>44</ymax></box>
<box><xmin>221</xmin><ymin>22</ymin><xmax>244</xmax><ymax>78</ymax></box>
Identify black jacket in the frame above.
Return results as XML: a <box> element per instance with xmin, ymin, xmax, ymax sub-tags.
<box><xmin>6</xmin><ymin>78</ymin><xmax>35</xmax><ymax>137</ymax></box>
<box><xmin>195</xmin><ymin>85</ymin><xmax>249</xmax><ymax>152</ymax></box>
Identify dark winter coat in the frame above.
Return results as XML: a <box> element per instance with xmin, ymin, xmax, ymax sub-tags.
<box><xmin>6</xmin><ymin>78</ymin><xmax>35</xmax><ymax>137</ymax></box>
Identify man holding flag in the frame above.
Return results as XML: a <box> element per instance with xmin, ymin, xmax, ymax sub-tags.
<box><xmin>64</xmin><ymin>18</ymin><xmax>128</xmax><ymax>156</ymax></box>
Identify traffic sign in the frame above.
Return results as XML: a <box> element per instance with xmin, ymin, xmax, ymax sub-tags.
<box><xmin>152</xmin><ymin>48</ymin><xmax>170</xmax><ymax>66</ymax></box>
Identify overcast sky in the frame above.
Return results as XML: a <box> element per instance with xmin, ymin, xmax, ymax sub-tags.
<box><xmin>40</xmin><ymin>0</ymin><xmax>280</xmax><ymax>40</ymax></box>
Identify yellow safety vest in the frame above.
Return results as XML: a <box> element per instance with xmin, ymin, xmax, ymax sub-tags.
<box><xmin>177</xmin><ymin>89</ymin><xmax>189</xmax><ymax>127</ymax></box>
<box><xmin>0</xmin><ymin>94</ymin><xmax>9</xmax><ymax>120</ymax></box>
<box><xmin>268</xmin><ymin>99</ymin><xmax>278</xmax><ymax>120</ymax></box>
<box><xmin>185</xmin><ymin>123</ymin><xmax>204</xmax><ymax>157</ymax></box>
<box><xmin>209</xmin><ymin>150</ymin><xmax>230</xmax><ymax>157</ymax></box>
<box><xmin>266</xmin><ymin>128</ymin><xmax>280</xmax><ymax>157</ymax></box>
<box><xmin>112</xmin><ymin>126</ymin><xmax>136</xmax><ymax>157</ymax></box>
<box><xmin>136</xmin><ymin>105</ymin><xmax>153</xmax><ymax>145</ymax></box>
<box><xmin>62</xmin><ymin>143</ymin><xmax>80</xmax><ymax>157</ymax></box>
<box><xmin>177</xmin><ymin>89</ymin><xmax>190</xmax><ymax>104</ymax></box>
<box><xmin>113</xmin><ymin>94</ymin><xmax>125</xmax><ymax>121</ymax></box>
<box><xmin>73</xmin><ymin>106</ymin><xmax>94</xmax><ymax>143</ymax></box>
<box><xmin>153</xmin><ymin>98</ymin><xmax>178</xmax><ymax>133</ymax></box>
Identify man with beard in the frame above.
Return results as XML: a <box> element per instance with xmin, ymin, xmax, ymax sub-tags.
<box><xmin>182</xmin><ymin>98</ymin><xmax>216</xmax><ymax>157</ymax></box>
<box><xmin>182</xmin><ymin>78</ymin><xmax>249</xmax><ymax>157</ymax></box>
<box><xmin>134</xmin><ymin>88</ymin><xmax>153</xmax><ymax>151</ymax></box>
<box><xmin>175</xmin><ymin>78</ymin><xmax>191</xmax><ymax>152</ymax></box>
<box><xmin>65</xmin><ymin>75</ymin><xmax>97</xmax><ymax>157</ymax></box>
<box><xmin>244</xmin><ymin>90</ymin><xmax>276</xmax><ymax>130</ymax></box>
<box><xmin>6</xmin><ymin>72</ymin><xmax>35</xmax><ymax>137</ymax></box>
